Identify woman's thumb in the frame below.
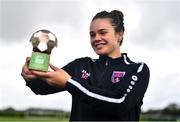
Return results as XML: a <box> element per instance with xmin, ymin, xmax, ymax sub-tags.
<box><xmin>49</xmin><ymin>64</ymin><xmax>59</xmax><ymax>71</ymax></box>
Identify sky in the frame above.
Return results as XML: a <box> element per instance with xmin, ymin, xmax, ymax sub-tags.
<box><xmin>0</xmin><ymin>0</ymin><xmax>180</xmax><ymax>112</ymax></box>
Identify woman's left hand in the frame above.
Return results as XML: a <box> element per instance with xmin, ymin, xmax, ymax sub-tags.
<box><xmin>31</xmin><ymin>64</ymin><xmax>71</xmax><ymax>88</ymax></box>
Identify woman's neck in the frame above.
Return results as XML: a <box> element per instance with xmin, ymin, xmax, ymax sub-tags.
<box><xmin>108</xmin><ymin>49</ymin><xmax>122</xmax><ymax>59</ymax></box>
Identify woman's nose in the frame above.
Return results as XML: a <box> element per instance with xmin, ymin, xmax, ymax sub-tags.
<box><xmin>93</xmin><ymin>34</ymin><xmax>101</xmax><ymax>41</ymax></box>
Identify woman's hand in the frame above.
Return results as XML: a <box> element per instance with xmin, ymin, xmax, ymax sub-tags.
<box><xmin>31</xmin><ymin>64</ymin><xmax>71</xmax><ymax>88</ymax></box>
<box><xmin>21</xmin><ymin>57</ymin><xmax>38</xmax><ymax>81</ymax></box>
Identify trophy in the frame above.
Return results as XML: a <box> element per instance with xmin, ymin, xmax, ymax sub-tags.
<box><xmin>28</xmin><ymin>29</ymin><xmax>57</xmax><ymax>71</ymax></box>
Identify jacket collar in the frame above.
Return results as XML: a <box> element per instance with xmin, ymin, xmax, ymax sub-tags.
<box><xmin>98</xmin><ymin>53</ymin><xmax>131</xmax><ymax>66</ymax></box>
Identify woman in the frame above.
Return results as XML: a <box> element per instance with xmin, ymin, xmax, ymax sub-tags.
<box><xmin>21</xmin><ymin>10</ymin><xmax>150</xmax><ymax>121</ymax></box>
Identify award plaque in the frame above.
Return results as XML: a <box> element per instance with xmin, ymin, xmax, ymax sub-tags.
<box><xmin>28</xmin><ymin>29</ymin><xmax>57</xmax><ymax>71</ymax></box>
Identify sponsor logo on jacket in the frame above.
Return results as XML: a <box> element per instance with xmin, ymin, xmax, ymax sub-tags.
<box><xmin>81</xmin><ymin>70</ymin><xmax>90</xmax><ymax>80</ymax></box>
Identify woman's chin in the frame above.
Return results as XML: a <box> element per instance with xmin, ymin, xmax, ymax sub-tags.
<box><xmin>95</xmin><ymin>50</ymin><xmax>108</xmax><ymax>56</ymax></box>
<box><xmin>93</xmin><ymin>47</ymin><xmax>109</xmax><ymax>55</ymax></box>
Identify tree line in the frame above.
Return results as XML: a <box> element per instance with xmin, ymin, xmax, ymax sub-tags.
<box><xmin>0</xmin><ymin>107</ymin><xmax>70</xmax><ymax>120</ymax></box>
<box><xmin>140</xmin><ymin>103</ymin><xmax>180</xmax><ymax>121</ymax></box>
<box><xmin>0</xmin><ymin>103</ymin><xmax>179</xmax><ymax>121</ymax></box>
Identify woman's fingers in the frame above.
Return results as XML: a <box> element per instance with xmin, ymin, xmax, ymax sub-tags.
<box><xmin>21</xmin><ymin>66</ymin><xmax>37</xmax><ymax>81</ymax></box>
<box><xmin>26</xmin><ymin>57</ymin><xmax>30</xmax><ymax>62</ymax></box>
<box><xmin>31</xmin><ymin>70</ymin><xmax>50</xmax><ymax>78</ymax></box>
<box><xmin>22</xmin><ymin>73</ymin><xmax>37</xmax><ymax>81</ymax></box>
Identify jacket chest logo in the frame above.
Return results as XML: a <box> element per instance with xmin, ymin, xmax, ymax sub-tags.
<box><xmin>81</xmin><ymin>70</ymin><xmax>90</xmax><ymax>80</ymax></box>
<box><xmin>111</xmin><ymin>71</ymin><xmax>126</xmax><ymax>83</ymax></box>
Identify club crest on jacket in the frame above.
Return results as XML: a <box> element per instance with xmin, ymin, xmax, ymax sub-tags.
<box><xmin>111</xmin><ymin>71</ymin><xmax>126</xmax><ymax>83</ymax></box>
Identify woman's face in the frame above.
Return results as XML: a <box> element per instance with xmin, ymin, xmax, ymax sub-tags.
<box><xmin>90</xmin><ymin>18</ymin><xmax>123</xmax><ymax>57</ymax></box>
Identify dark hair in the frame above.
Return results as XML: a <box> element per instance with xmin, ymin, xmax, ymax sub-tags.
<box><xmin>92</xmin><ymin>10</ymin><xmax>125</xmax><ymax>45</ymax></box>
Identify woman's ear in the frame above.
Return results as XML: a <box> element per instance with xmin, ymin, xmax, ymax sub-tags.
<box><xmin>119</xmin><ymin>31</ymin><xmax>124</xmax><ymax>37</ymax></box>
<box><xmin>117</xmin><ymin>31</ymin><xmax>124</xmax><ymax>43</ymax></box>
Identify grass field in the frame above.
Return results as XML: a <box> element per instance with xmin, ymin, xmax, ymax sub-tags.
<box><xmin>0</xmin><ymin>117</ymin><xmax>179</xmax><ymax>122</ymax></box>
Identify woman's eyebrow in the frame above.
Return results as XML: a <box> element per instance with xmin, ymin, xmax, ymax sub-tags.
<box><xmin>90</xmin><ymin>28</ymin><xmax>107</xmax><ymax>34</ymax></box>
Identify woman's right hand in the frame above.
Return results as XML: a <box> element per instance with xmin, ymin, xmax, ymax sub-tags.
<box><xmin>21</xmin><ymin>57</ymin><xmax>38</xmax><ymax>81</ymax></box>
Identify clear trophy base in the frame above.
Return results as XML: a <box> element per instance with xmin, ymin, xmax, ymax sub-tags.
<box><xmin>29</xmin><ymin>52</ymin><xmax>50</xmax><ymax>72</ymax></box>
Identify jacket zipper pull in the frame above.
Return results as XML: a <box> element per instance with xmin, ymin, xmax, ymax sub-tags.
<box><xmin>105</xmin><ymin>59</ymin><xmax>108</xmax><ymax>66</ymax></box>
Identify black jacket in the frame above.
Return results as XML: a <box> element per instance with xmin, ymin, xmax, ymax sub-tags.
<box><xmin>26</xmin><ymin>53</ymin><xmax>150</xmax><ymax>121</ymax></box>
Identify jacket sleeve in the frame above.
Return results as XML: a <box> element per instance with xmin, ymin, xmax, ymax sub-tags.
<box><xmin>25</xmin><ymin>78</ymin><xmax>65</xmax><ymax>95</ymax></box>
<box><xmin>66</xmin><ymin>63</ymin><xmax>150</xmax><ymax>116</ymax></box>
<box><xmin>25</xmin><ymin>59</ymin><xmax>79</xmax><ymax>95</ymax></box>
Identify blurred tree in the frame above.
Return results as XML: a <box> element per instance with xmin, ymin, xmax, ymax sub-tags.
<box><xmin>162</xmin><ymin>103</ymin><xmax>179</xmax><ymax>117</ymax></box>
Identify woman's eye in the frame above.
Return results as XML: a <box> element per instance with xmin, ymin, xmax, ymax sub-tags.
<box><xmin>90</xmin><ymin>34</ymin><xmax>94</xmax><ymax>38</ymax></box>
<box><xmin>90</xmin><ymin>33</ymin><xmax>95</xmax><ymax>38</ymax></box>
<box><xmin>100</xmin><ymin>32</ymin><xmax>107</xmax><ymax>35</ymax></box>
